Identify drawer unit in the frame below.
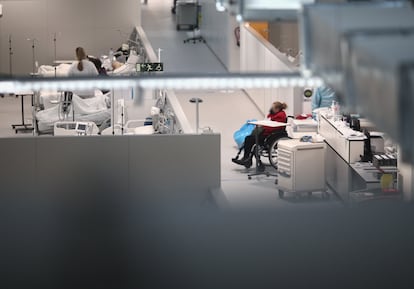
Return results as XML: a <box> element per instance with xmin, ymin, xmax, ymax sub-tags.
<box><xmin>277</xmin><ymin>139</ymin><xmax>326</xmax><ymax>192</ymax></box>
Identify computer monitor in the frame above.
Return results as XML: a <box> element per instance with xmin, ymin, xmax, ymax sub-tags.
<box><xmin>75</xmin><ymin>122</ymin><xmax>88</xmax><ymax>134</ymax></box>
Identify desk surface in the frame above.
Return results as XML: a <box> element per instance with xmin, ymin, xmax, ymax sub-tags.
<box><xmin>248</xmin><ymin>120</ymin><xmax>289</xmax><ymax>127</ymax></box>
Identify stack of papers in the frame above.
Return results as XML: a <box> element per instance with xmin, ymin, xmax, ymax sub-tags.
<box><xmin>332</xmin><ymin>121</ymin><xmax>365</xmax><ymax>139</ymax></box>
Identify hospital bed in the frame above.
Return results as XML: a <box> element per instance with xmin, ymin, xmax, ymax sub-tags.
<box><xmin>100</xmin><ymin>119</ymin><xmax>154</xmax><ymax>135</ymax></box>
<box><xmin>36</xmin><ymin>48</ymin><xmax>141</xmax><ymax>78</ymax></box>
<box><xmin>36</xmin><ymin>91</ymin><xmax>111</xmax><ymax>134</ymax></box>
<box><xmin>37</xmin><ymin>63</ymin><xmax>72</xmax><ymax>77</ymax></box>
<box><xmin>53</xmin><ymin>121</ymin><xmax>100</xmax><ymax>136</ymax></box>
<box><xmin>100</xmin><ymin>98</ymin><xmax>155</xmax><ymax>135</ymax></box>
<box><xmin>33</xmin><ymin>42</ymin><xmax>141</xmax><ymax>134</ymax></box>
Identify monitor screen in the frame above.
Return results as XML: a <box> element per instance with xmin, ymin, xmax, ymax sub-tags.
<box><xmin>77</xmin><ymin>124</ymin><xmax>86</xmax><ymax>131</ymax></box>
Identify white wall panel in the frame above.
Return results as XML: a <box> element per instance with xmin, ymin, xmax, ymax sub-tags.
<box><xmin>240</xmin><ymin>24</ymin><xmax>302</xmax><ymax>116</ymax></box>
<box><xmin>0</xmin><ymin>1</ymin><xmax>48</xmax><ymax>74</ymax></box>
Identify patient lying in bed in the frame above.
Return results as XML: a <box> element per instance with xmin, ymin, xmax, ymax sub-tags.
<box><xmin>108</xmin><ymin>51</ymin><xmax>140</xmax><ymax>75</ymax></box>
<box><xmin>36</xmin><ymin>90</ymin><xmax>111</xmax><ymax>134</ymax></box>
<box><xmin>37</xmin><ymin>63</ymin><xmax>72</xmax><ymax>77</ymax></box>
<box><xmin>38</xmin><ymin>49</ymin><xmax>141</xmax><ymax>78</ymax></box>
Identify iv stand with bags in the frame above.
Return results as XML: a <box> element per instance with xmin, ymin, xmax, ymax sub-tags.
<box><xmin>27</xmin><ymin>38</ymin><xmax>37</xmax><ymax>76</ymax></box>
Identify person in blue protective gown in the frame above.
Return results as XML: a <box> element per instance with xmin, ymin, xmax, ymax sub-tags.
<box><xmin>311</xmin><ymin>85</ymin><xmax>337</xmax><ymax>119</ymax></box>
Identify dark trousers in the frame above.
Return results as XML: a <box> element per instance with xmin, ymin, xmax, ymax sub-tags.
<box><xmin>172</xmin><ymin>0</ymin><xmax>178</xmax><ymax>13</ymax></box>
<box><xmin>243</xmin><ymin>132</ymin><xmax>265</xmax><ymax>159</ymax></box>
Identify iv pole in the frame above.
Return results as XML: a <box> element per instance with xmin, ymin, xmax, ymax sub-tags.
<box><xmin>8</xmin><ymin>34</ymin><xmax>13</xmax><ymax>76</ymax></box>
<box><xmin>31</xmin><ymin>38</ymin><xmax>35</xmax><ymax>75</ymax></box>
<box><xmin>53</xmin><ymin>32</ymin><xmax>57</xmax><ymax>77</ymax></box>
<box><xmin>27</xmin><ymin>38</ymin><xmax>36</xmax><ymax>76</ymax></box>
<box><xmin>28</xmin><ymin>38</ymin><xmax>37</xmax><ymax>134</ymax></box>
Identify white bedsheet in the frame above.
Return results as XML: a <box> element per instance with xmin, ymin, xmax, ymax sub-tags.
<box><xmin>71</xmin><ymin>93</ymin><xmax>107</xmax><ymax>114</ymax></box>
<box><xmin>39</xmin><ymin>90</ymin><xmax>61</xmax><ymax>109</ymax></box>
<box><xmin>36</xmin><ymin>92</ymin><xmax>110</xmax><ymax>133</ymax></box>
<box><xmin>111</xmin><ymin>63</ymin><xmax>136</xmax><ymax>75</ymax></box>
<box><xmin>109</xmin><ymin>51</ymin><xmax>140</xmax><ymax>75</ymax></box>
<box><xmin>37</xmin><ymin>63</ymin><xmax>71</xmax><ymax>77</ymax></box>
<box><xmin>39</xmin><ymin>89</ymin><xmax>105</xmax><ymax>109</ymax></box>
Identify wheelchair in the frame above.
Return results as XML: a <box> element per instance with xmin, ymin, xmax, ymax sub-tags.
<box><xmin>233</xmin><ymin>129</ymin><xmax>290</xmax><ymax>170</ymax></box>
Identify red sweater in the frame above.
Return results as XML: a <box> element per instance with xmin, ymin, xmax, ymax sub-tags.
<box><xmin>263</xmin><ymin>110</ymin><xmax>287</xmax><ymax>136</ymax></box>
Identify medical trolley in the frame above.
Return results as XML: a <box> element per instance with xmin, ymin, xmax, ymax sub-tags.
<box><xmin>276</xmin><ymin>139</ymin><xmax>328</xmax><ymax>199</ymax></box>
<box><xmin>176</xmin><ymin>0</ymin><xmax>199</xmax><ymax>30</ymax></box>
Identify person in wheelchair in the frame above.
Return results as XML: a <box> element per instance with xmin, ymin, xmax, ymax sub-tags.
<box><xmin>232</xmin><ymin>101</ymin><xmax>288</xmax><ymax>168</ymax></box>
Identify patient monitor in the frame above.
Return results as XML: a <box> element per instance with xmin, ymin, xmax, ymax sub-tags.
<box><xmin>75</xmin><ymin>122</ymin><xmax>89</xmax><ymax>135</ymax></box>
<box><xmin>54</xmin><ymin>121</ymin><xmax>99</xmax><ymax>136</ymax></box>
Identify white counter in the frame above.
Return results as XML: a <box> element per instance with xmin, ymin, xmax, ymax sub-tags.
<box><xmin>319</xmin><ymin>113</ymin><xmax>366</xmax><ymax>164</ymax></box>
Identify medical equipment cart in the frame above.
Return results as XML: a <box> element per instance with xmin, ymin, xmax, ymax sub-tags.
<box><xmin>276</xmin><ymin>139</ymin><xmax>328</xmax><ymax>199</ymax></box>
<box><xmin>176</xmin><ymin>0</ymin><xmax>199</xmax><ymax>30</ymax></box>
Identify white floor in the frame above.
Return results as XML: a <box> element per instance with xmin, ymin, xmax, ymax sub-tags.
<box><xmin>141</xmin><ymin>1</ymin><xmax>227</xmax><ymax>74</ymax></box>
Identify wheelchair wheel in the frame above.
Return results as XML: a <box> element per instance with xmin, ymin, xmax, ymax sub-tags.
<box><xmin>268</xmin><ymin>137</ymin><xmax>289</xmax><ymax>169</ymax></box>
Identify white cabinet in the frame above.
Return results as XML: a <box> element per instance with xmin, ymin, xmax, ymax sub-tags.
<box><xmin>277</xmin><ymin>139</ymin><xmax>326</xmax><ymax>192</ymax></box>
